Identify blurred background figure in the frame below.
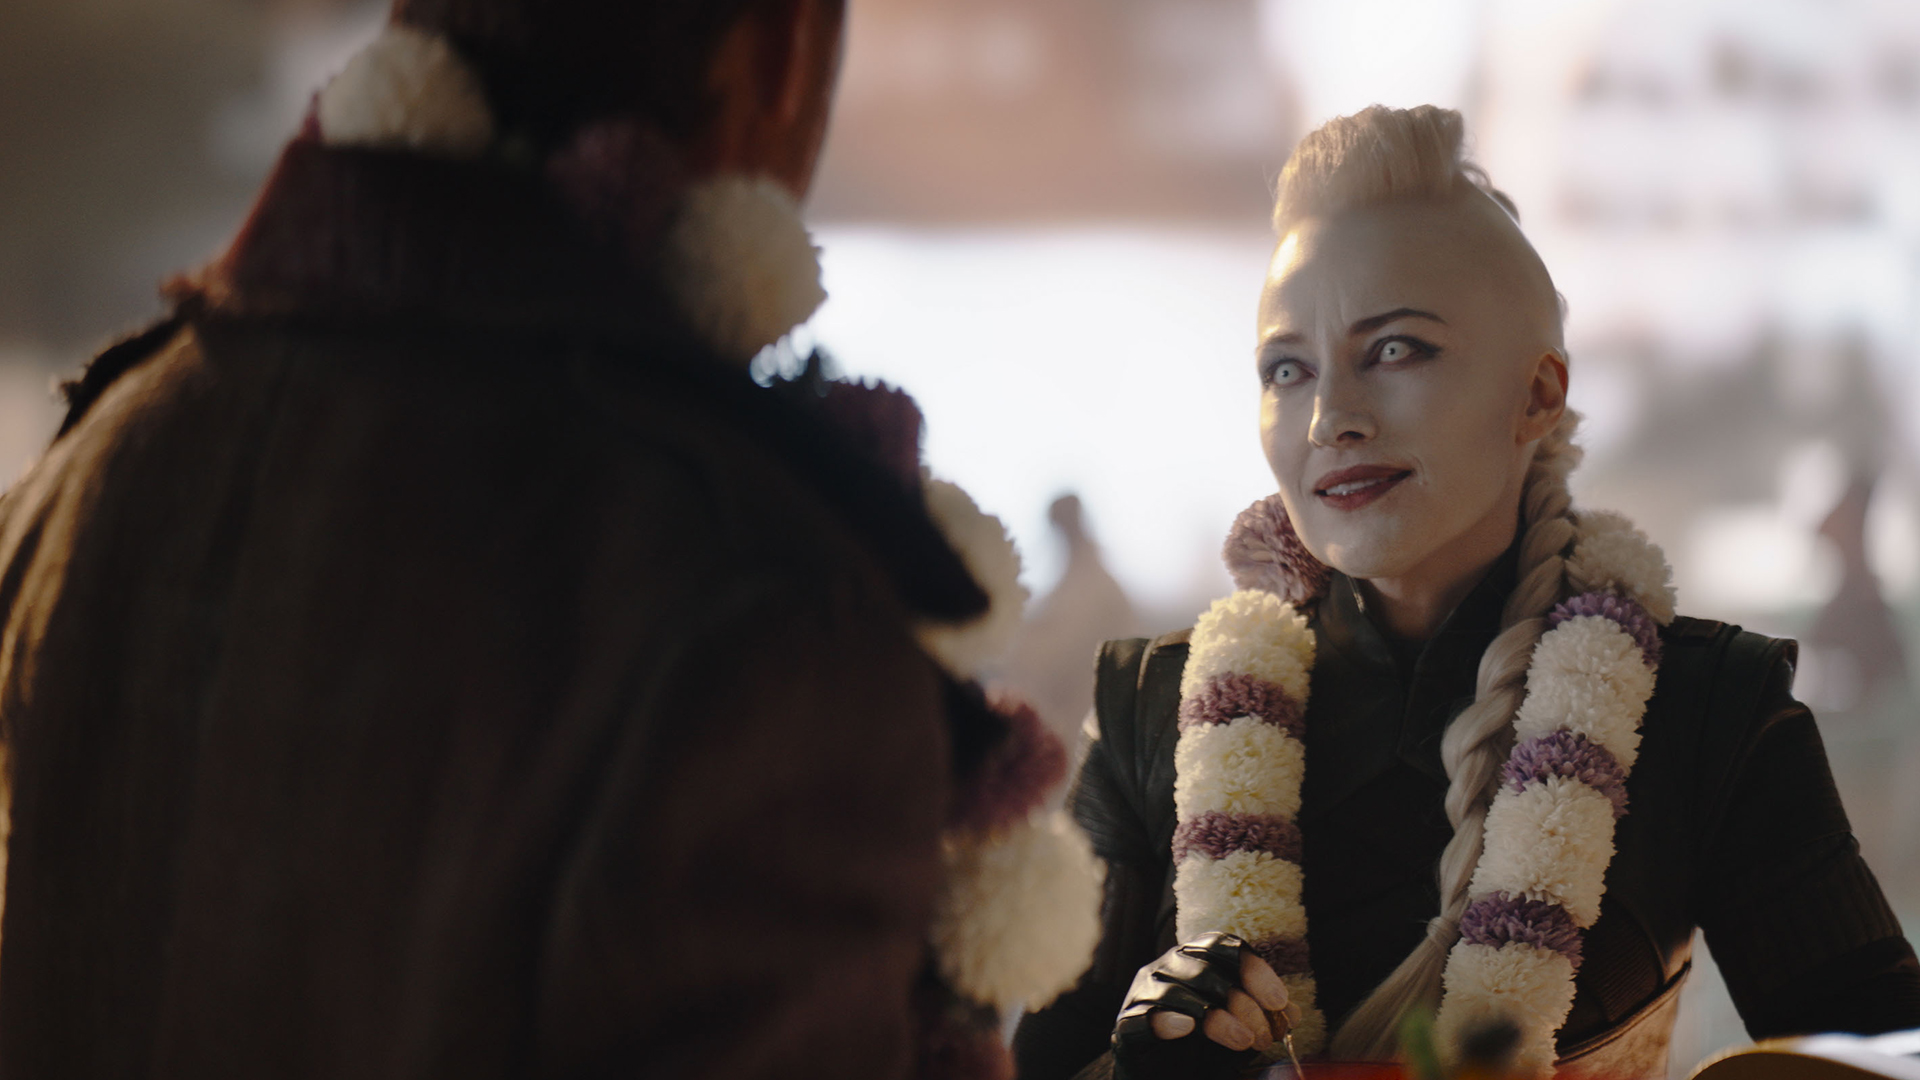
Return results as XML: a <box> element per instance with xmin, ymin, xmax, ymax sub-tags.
<box><xmin>1809</xmin><ymin>474</ymin><xmax>1911</xmax><ymax>709</ymax></box>
<box><xmin>1002</xmin><ymin>494</ymin><xmax>1142</xmax><ymax>763</ymax></box>
<box><xmin>9</xmin><ymin>0</ymin><xmax>1920</xmax><ymax>1074</ymax></box>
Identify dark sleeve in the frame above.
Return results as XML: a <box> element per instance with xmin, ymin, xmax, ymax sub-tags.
<box><xmin>1694</xmin><ymin>649</ymin><xmax>1920</xmax><ymax>1039</ymax></box>
<box><xmin>530</xmin><ymin>578</ymin><xmax>949</xmax><ymax>1080</ymax></box>
<box><xmin>1014</xmin><ymin>640</ymin><xmax>1167</xmax><ymax>1080</ymax></box>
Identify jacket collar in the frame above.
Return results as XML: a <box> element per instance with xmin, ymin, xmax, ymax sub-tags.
<box><xmin>1302</xmin><ymin>540</ymin><xmax>1520</xmax><ymax>814</ymax></box>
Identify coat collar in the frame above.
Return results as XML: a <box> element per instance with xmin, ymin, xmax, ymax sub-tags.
<box><xmin>177</xmin><ymin>135</ymin><xmax>688</xmax><ymax>346</ymax></box>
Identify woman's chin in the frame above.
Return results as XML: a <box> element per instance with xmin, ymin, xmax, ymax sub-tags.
<box><xmin>1315</xmin><ymin>550</ymin><xmax>1405</xmax><ymax>584</ymax></box>
<box><xmin>1307</xmin><ymin>527</ymin><xmax>1430</xmax><ymax>584</ymax></box>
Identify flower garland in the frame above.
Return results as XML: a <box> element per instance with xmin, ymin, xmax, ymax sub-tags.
<box><xmin>1174</xmin><ymin>586</ymin><xmax>1327</xmax><ymax>1050</ymax></box>
<box><xmin>1177</xmin><ymin>498</ymin><xmax>1675</xmax><ymax>1075</ymax></box>
<box><xmin>917</xmin><ymin>478</ymin><xmax>1105</xmax><ymax>1021</ymax></box>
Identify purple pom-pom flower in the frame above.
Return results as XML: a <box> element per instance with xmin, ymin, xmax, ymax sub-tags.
<box><xmin>1549</xmin><ymin>591</ymin><xmax>1661</xmax><ymax>669</ymax></box>
<box><xmin>1504</xmin><ymin>730</ymin><xmax>1630</xmax><ymax>818</ymax></box>
<box><xmin>1222</xmin><ymin>495</ymin><xmax>1331</xmax><ymax>606</ymax></box>
<box><xmin>1459</xmin><ymin>892</ymin><xmax>1585</xmax><ymax>970</ymax></box>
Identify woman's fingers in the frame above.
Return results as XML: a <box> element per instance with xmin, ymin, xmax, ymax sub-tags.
<box><xmin>1144</xmin><ymin>950</ymin><xmax>1290</xmax><ymax>1050</ymax></box>
<box><xmin>1203</xmin><ymin>1005</ymin><xmax>1259</xmax><ymax>1051</ymax></box>
<box><xmin>1264</xmin><ymin>1000</ymin><xmax>1303</xmax><ymax>1043</ymax></box>
<box><xmin>1226</xmin><ymin>989</ymin><xmax>1273</xmax><ymax>1051</ymax></box>
<box><xmin>1150</xmin><ymin>998</ymin><xmax>1282</xmax><ymax>1051</ymax></box>
<box><xmin>1150</xmin><ymin>1010</ymin><xmax>1196</xmax><ymax>1040</ymax></box>
<box><xmin>1240</xmin><ymin>952</ymin><xmax>1290</xmax><ymax>1013</ymax></box>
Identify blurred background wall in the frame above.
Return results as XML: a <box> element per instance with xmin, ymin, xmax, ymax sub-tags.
<box><xmin>5</xmin><ymin>0</ymin><xmax>1920</xmax><ymax>1072</ymax></box>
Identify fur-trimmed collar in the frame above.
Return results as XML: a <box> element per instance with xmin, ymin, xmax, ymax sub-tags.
<box><xmin>232</xmin><ymin>21</ymin><xmax>827</xmax><ymax>364</ymax></box>
<box><xmin>180</xmin><ymin>137</ymin><xmax>683</xmax><ymax>344</ymax></box>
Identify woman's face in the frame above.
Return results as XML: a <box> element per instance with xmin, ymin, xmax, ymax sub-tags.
<box><xmin>1256</xmin><ymin>193</ymin><xmax>1566</xmax><ymax>587</ymax></box>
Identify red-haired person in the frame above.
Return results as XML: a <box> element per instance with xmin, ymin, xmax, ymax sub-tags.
<box><xmin>0</xmin><ymin>4</ymin><xmax>1097</xmax><ymax>1079</ymax></box>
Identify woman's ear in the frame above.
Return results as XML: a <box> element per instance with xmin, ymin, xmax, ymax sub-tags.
<box><xmin>1519</xmin><ymin>349</ymin><xmax>1569</xmax><ymax>444</ymax></box>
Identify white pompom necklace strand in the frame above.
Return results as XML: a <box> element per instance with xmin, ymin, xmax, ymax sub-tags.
<box><xmin>1173</xmin><ymin>500</ymin><xmax>1675</xmax><ymax>1075</ymax></box>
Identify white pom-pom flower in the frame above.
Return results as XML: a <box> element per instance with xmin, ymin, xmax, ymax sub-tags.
<box><xmin>1173</xmin><ymin>849</ymin><xmax>1307</xmax><ymax>942</ymax></box>
<box><xmin>1513</xmin><ymin>616</ymin><xmax>1654</xmax><ymax>770</ymax></box>
<box><xmin>915</xmin><ymin>478</ymin><xmax>1028</xmax><ymax>680</ymax></box>
<box><xmin>1567</xmin><ymin>510</ymin><xmax>1677</xmax><ymax>624</ymax></box>
<box><xmin>1172</xmin><ymin>717</ymin><xmax>1304</xmax><ymax>818</ymax></box>
<box><xmin>1434</xmin><ymin>942</ymin><xmax>1577</xmax><ymax>1076</ymax></box>
<box><xmin>316</xmin><ymin>25</ymin><xmax>494</xmax><ymax>156</ymax></box>
<box><xmin>931</xmin><ymin>810</ymin><xmax>1104</xmax><ymax>1012</ymax></box>
<box><xmin>661</xmin><ymin>176</ymin><xmax>827</xmax><ymax>363</ymax></box>
<box><xmin>1470</xmin><ymin>777</ymin><xmax>1618</xmax><ymax>926</ymax></box>
<box><xmin>1181</xmin><ymin>591</ymin><xmax>1315</xmax><ymax>703</ymax></box>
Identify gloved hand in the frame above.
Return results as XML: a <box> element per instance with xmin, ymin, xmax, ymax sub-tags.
<box><xmin>1111</xmin><ymin>932</ymin><xmax>1299</xmax><ymax>1080</ymax></box>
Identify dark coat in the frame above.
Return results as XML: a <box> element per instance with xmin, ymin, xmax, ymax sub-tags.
<box><xmin>1016</xmin><ymin>558</ymin><xmax>1920</xmax><ymax>1080</ymax></box>
<box><xmin>0</xmin><ymin>139</ymin><xmax>993</xmax><ymax>1079</ymax></box>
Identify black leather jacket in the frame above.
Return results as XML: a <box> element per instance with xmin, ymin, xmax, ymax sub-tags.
<box><xmin>1015</xmin><ymin>565</ymin><xmax>1920</xmax><ymax>1080</ymax></box>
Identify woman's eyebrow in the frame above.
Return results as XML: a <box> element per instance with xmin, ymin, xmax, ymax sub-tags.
<box><xmin>1258</xmin><ymin>307</ymin><xmax>1445</xmax><ymax>350</ymax></box>
<box><xmin>1350</xmin><ymin>308</ymin><xmax>1447</xmax><ymax>335</ymax></box>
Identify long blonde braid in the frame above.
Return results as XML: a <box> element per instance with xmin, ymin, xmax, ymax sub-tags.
<box><xmin>1327</xmin><ymin>409</ymin><xmax>1584</xmax><ymax>1060</ymax></box>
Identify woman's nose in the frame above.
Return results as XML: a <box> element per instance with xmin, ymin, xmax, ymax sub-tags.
<box><xmin>1308</xmin><ymin>379</ymin><xmax>1376</xmax><ymax>447</ymax></box>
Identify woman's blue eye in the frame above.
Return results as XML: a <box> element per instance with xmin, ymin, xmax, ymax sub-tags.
<box><xmin>1267</xmin><ymin>360</ymin><xmax>1304</xmax><ymax>387</ymax></box>
<box><xmin>1375</xmin><ymin>337</ymin><xmax>1433</xmax><ymax>363</ymax></box>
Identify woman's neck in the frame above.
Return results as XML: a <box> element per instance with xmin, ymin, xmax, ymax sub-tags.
<box><xmin>1356</xmin><ymin>507</ymin><xmax>1519</xmax><ymax>641</ymax></box>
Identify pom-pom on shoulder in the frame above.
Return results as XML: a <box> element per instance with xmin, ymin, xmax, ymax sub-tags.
<box><xmin>1566</xmin><ymin>510</ymin><xmax>1677</xmax><ymax>624</ymax></box>
<box><xmin>916</xmin><ymin>478</ymin><xmax>1029</xmax><ymax>680</ymax></box>
<box><xmin>931</xmin><ymin>809</ymin><xmax>1104</xmax><ymax>1011</ymax></box>
<box><xmin>661</xmin><ymin>177</ymin><xmax>827</xmax><ymax>363</ymax></box>
<box><xmin>1222</xmin><ymin>494</ymin><xmax>1331</xmax><ymax>607</ymax></box>
<box><xmin>316</xmin><ymin>25</ymin><xmax>494</xmax><ymax>157</ymax></box>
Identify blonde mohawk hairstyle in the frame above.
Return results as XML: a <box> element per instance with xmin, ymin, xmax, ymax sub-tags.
<box><xmin>1273</xmin><ymin>104</ymin><xmax>1519</xmax><ymax>232</ymax></box>
<box><xmin>1268</xmin><ymin>105</ymin><xmax>1586</xmax><ymax>1063</ymax></box>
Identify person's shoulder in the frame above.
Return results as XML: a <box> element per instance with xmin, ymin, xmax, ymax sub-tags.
<box><xmin>1079</xmin><ymin>629</ymin><xmax>1193</xmax><ymax>852</ymax></box>
<box><xmin>1653</xmin><ymin>614</ymin><xmax>1798</xmax><ymax>709</ymax></box>
<box><xmin>1092</xmin><ymin>629</ymin><xmax>1191</xmax><ymax>748</ymax></box>
<box><xmin>219</xmin><ymin>317</ymin><xmax>899</xmax><ymax>604</ymax></box>
<box><xmin>1645</xmin><ymin>612</ymin><xmax>1804</xmax><ymax>803</ymax></box>
<box><xmin>1096</xmin><ymin>628</ymin><xmax>1190</xmax><ymax>701</ymax></box>
<box><xmin>0</xmin><ymin>316</ymin><xmax>205</xmax><ymax>582</ymax></box>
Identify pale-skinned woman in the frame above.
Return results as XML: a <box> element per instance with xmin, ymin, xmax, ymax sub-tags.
<box><xmin>1014</xmin><ymin>105</ymin><xmax>1920</xmax><ymax>1080</ymax></box>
